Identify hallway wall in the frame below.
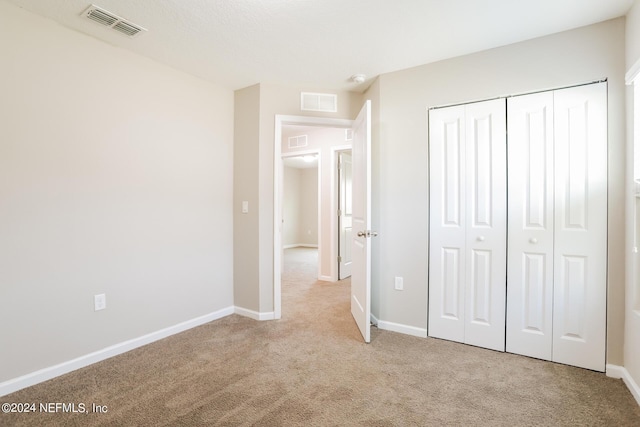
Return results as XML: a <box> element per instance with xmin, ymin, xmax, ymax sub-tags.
<box><xmin>283</xmin><ymin>166</ymin><xmax>318</xmax><ymax>248</ymax></box>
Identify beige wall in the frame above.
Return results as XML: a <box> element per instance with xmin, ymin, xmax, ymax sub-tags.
<box><xmin>628</xmin><ymin>0</ymin><xmax>640</xmax><ymax>71</ymax></box>
<box><xmin>0</xmin><ymin>1</ymin><xmax>234</xmax><ymax>383</ymax></box>
<box><xmin>371</xmin><ymin>18</ymin><xmax>627</xmax><ymax>363</ymax></box>
<box><xmin>300</xmin><ymin>168</ymin><xmax>319</xmax><ymax>246</ymax></box>
<box><xmin>282</xmin><ymin>166</ymin><xmax>318</xmax><ymax>247</ymax></box>
<box><xmin>625</xmin><ymin>0</ymin><xmax>640</xmax><ymax>394</ymax></box>
<box><xmin>283</xmin><ymin>167</ymin><xmax>302</xmax><ymax>246</ymax></box>
<box><xmin>234</xmin><ymin>85</ymin><xmax>261</xmax><ymax>312</ymax></box>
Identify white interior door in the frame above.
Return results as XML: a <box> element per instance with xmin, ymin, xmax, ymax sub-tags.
<box><xmin>552</xmin><ymin>83</ymin><xmax>607</xmax><ymax>372</ymax></box>
<box><xmin>428</xmin><ymin>100</ymin><xmax>506</xmax><ymax>351</ymax></box>
<box><xmin>506</xmin><ymin>91</ymin><xmax>555</xmax><ymax>361</ymax></box>
<box><xmin>350</xmin><ymin>100</ymin><xmax>372</xmax><ymax>343</ymax></box>
<box><xmin>506</xmin><ymin>83</ymin><xmax>607</xmax><ymax>371</ymax></box>
<box><xmin>338</xmin><ymin>151</ymin><xmax>353</xmax><ymax>280</ymax></box>
<box><xmin>429</xmin><ymin>105</ymin><xmax>467</xmax><ymax>343</ymax></box>
<box><xmin>463</xmin><ymin>100</ymin><xmax>507</xmax><ymax>351</ymax></box>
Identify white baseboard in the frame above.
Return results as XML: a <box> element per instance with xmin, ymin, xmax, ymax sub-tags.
<box><xmin>370</xmin><ymin>313</ymin><xmax>380</xmax><ymax>326</ymax></box>
<box><xmin>283</xmin><ymin>244</ymin><xmax>318</xmax><ymax>249</ymax></box>
<box><xmin>0</xmin><ymin>306</ymin><xmax>235</xmax><ymax>397</ymax></box>
<box><xmin>234</xmin><ymin>306</ymin><xmax>275</xmax><ymax>321</ymax></box>
<box><xmin>318</xmin><ymin>275</ymin><xmax>335</xmax><ymax>282</ymax></box>
<box><xmin>371</xmin><ymin>314</ymin><xmax>428</xmax><ymax>338</ymax></box>
<box><xmin>606</xmin><ymin>364</ymin><xmax>640</xmax><ymax>406</ymax></box>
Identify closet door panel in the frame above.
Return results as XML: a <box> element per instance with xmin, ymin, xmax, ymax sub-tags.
<box><xmin>464</xmin><ymin>99</ymin><xmax>507</xmax><ymax>351</ymax></box>
<box><xmin>429</xmin><ymin>105</ymin><xmax>466</xmax><ymax>343</ymax></box>
<box><xmin>552</xmin><ymin>83</ymin><xmax>607</xmax><ymax>372</ymax></box>
<box><xmin>506</xmin><ymin>93</ymin><xmax>554</xmax><ymax>361</ymax></box>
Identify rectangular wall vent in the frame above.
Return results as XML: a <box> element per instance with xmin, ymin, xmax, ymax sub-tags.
<box><xmin>301</xmin><ymin>92</ymin><xmax>337</xmax><ymax>112</ymax></box>
<box><xmin>82</xmin><ymin>5</ymin><xmax>147</xmax><ymax>38</ymax></box>
<box><xmin>288</xmin><ymin>135</ymin><xmax>308</xmax><ymax>149</ymax></box>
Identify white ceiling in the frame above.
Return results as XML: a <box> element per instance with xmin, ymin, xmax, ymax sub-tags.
<box><xmin>4</xmin><ymin>0</ymin><xmax>634</xmax><ymax>92</ymax></box>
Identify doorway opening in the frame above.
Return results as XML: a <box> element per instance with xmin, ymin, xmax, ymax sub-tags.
<box><xmin>282</xmin><ymin>153</ymin><xmax>320</xmax><ymax>282</ymax></box>
<box><xmin>274</xmin><ymin>116</ymin><xmax>353</xmax><ymax>320</ymax></box>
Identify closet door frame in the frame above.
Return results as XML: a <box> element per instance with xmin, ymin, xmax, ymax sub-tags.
<box><xmin>428</xmin><ymin>82</ymin><xmax>607</xmax><ymax>371</ymax></box>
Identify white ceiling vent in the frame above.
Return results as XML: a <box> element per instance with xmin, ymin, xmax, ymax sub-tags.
<box><xmin>82</xmin><ymin>5</ymin><xmax>147</xmax><ymax>38</ymax></box>
<box><xmin>288</xmin><ymin>135</ymin><xmax>308</xmax><ymax>149</ymax></box>
<box><xmin>301</xmin><ymin>92</ymin><xmax>337</xmax><ymax>113</ymax></box>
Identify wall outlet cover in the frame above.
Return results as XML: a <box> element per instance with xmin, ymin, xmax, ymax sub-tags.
<box><xmin>94</xmin><ymin>294</ymin><xmax>106</xmax><ymax>311</ymax></box>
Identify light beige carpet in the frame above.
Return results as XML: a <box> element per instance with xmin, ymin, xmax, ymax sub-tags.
<box><xmin>2</xmin><ymin>247</ymin><xmax>639</xmax><ymax>426</ymax></box>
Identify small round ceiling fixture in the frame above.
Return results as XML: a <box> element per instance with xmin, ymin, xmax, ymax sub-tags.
<box><xmin>350</xmin><ymin>74</ymin><xmax>366</xmax><ymax>84</ymax></box>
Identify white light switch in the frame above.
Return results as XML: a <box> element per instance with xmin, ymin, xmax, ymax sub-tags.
<box><xmin>242</xmin><ymin>201</ymin><xmax>249</xmax><ymax>214</ymax></box>
<box><xmin>394</xmin><ymin>277</ymin><xmax>403</xmax><ymax>291</ymax></box>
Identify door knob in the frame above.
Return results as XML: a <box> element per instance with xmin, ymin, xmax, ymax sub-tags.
<box><xmin>529</xmin><ymin>238</ymin><xmax>538</xmax><ymax>244</ymax></box>
<box><xmin>477</xmin><ymin>236</ymin><xmax>485</xmax><ymax>242</ymax></box>
<box><xmin>357</xmin><ymin>231</ymin><xmax>366</xmax><ymax>237</ymax></box>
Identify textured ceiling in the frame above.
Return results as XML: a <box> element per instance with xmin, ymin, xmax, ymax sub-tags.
<box><xmin>3</xmin><ymin>0</ymin><xmax>634</xmax><ymax>91</ymax></box>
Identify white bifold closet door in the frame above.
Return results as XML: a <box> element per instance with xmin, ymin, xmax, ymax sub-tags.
<box><xmin>428</xmin><ymin>99</ymin><xmax>507</xmax><ymax>352</ymax></box>
<box><xmin>506</xmin><ymin>82</ymin><xmax>607</xmax><ymax>372</ymax></box>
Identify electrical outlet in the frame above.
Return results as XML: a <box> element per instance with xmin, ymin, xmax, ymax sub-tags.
<box><xmin>394</xmin><ymin>277</ymin><xmax>403</xmax><ymax>291</ymax></box>
<box><xmin>94</xmin><ymin>294</ymin><xmax>106</xmax><ymax>311</ymax></box>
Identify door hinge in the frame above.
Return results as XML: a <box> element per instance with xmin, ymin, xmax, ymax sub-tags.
<box><xmin>337</xmin><ymin>209</ymin><xmax>342</xmax><ymax>217</ymax></box>
<box><xmin>338</xmin><ymin>256</ymin><xmax>342</xmax><ymax>263</ymax></box>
